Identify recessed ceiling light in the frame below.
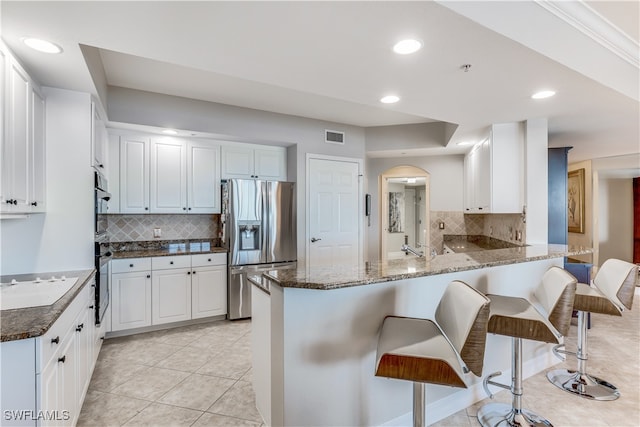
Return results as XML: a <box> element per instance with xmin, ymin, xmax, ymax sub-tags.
<box><xmin>380</xmin><ymin>95</ymin><xmax>400</xmax><ymax>104</ymax></box>
<box><xmin>162</xmin><ymin>129</ymin><xmax>178</xmax><ymax>135</ymax></box>
<box><xmin>393</xmin><ymin>39</ymin><xmax>422</xmax><ymax>55</ymax></box>
<box><xmin>531</xmin><ymin>90</ymin><xmax>556</xmax><ymax>99</ymax></box>
<box><xmin>22</xmin><ymin>37</ymin><xmax>63</xmax><ymax>54</ymax></box>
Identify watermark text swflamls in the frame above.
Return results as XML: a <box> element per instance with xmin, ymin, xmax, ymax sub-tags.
<box><xmin>4</xmin><ymin>410</ymin><xmax>70</xmax><ymax>421</ymax></box>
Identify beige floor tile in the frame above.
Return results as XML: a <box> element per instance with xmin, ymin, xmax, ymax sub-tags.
<box><xmin>154</xmin><ymin>347</ymin><xmax>213</xmax><ymax>373</ymax></box>
<box><xmin>111</xmin><ymin>366</ymin><xmax>190</xmax><ymax>401</ymax></box>
<box><xmin>431</xmin><ymin>409</ymin><xmax>472</xmax><ymax>427</ymax></box>
<box><xmin>88</xmin><ymin>360</ymin><xmax>150</xmax><ymax>393</ymax></box>
<box><xmin>158</xmin><ymin>373</ymin><xmax>236</xmax><ymax>411</ymax></box>
<box><xmin>99</xmin><ymin>340</ymin><xmax>184</xmax><ymax>366</ymax></box>
<box><xmin>192</xmin><ymin>412</ymin><xmax>261</xmax><ymax>427</ymax></box>
<box><xmin>197</xmin><ymin>349</ymin><xmax>251</xmax><ymax>380</ymax></box>
<box><xmin>207</xmin><ymin>380</ymin><xmax>262</xmax><ymax>423</ymax></box>
<box><xmin>187</xmin><ymin>332</ymin><xmax>241</xmax><ymax>352</ymax></box>
<box><xmin>77</xmin><ymin>389</ymin><xmax>150</xmax><ymax>426</ymax></box>
<box><xmin>122</xmin><ymin>402</ymin><xmax>202</xmax><ymax>426</ymax></box>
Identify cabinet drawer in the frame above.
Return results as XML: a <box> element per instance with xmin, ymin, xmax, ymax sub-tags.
<box><xmin>191</xmin><ymin>253</ymin><xmax>227</xmax><ymax>268</ymax></box>
<box><xmin>152</xmin><ymin>255</ymin><xmax>191</xmax><ymax>270</ymax></box>
<box><xmin>111</xmin><ymin>258</ymin><xmax>151</xmax><ymax>273</ymax></box>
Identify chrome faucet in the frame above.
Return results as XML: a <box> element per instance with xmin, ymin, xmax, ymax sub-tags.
<box><xmin>401</xmin><ymin>244</ymin><xmax>424</xmax><ymax>257</ymax></box>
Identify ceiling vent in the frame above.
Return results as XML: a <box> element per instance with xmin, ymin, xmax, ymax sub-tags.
<box><xmin>325</xmin><ymin>130</ymin><xmax>345</xmax><ymax>145</ymax></box>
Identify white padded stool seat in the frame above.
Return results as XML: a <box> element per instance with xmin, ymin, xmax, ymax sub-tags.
<box><xmin>376</xmin><ymin>317</ymin><xmax>469</xmax><ymax>387</ymax></box>
<box><xmin>486</xmin><ymin>295</ymin><xmax>563</xmax><ymax>344</ymax></box>
<box><xmin>375</xmin><ymin>280</ymin><xmax>490</xmax><ymax>427</ymax></box>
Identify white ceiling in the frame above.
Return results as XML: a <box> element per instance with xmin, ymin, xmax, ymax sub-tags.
<box><xmin>1</xmin><ymin>1</ymin><xmax>638</xmax><ymax>163</ymax></box>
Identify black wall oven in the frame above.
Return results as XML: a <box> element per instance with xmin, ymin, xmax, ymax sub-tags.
<box><xmin>94</xmin><ymin>171</ymin><xmax>112</xmax><ymax>325</ymax></box>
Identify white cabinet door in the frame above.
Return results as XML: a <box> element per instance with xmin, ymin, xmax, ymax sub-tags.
<box><xmin>221</xmin><ymin>145</ymin><xmax>255</xmax><ymax>179</ymax></box>
<box><xmin>0</xmin><ymin>47</ymin><xmax>6</xmax><ymax>210</ymax></box>
<box><xmin>152</xmin><ymin>268</ymin><xmax>192</xmax><ymax>325</ymax></box>
<box><xmin>74</xmin><ymin>308</ymin><xmax>90</xmax><ymax>410</ymax></box>
<box><xmin>39</xmin><ymin>357</ymin><xmax>60</xmax><ymax>427</ymax></box>
<box><xmin>150</xmin><ymin>138</ymin><xmax>187</xmax><ymax>213</ymax></box>
<box><xmin>91</xmin><ymin>103</ymin><xmax>107</xmax><ymax>171</ymax></box>
<box><xmin>30</xmin><ymin>85</ymin><xmax>46</xmax><ymax>212</ymax></box>
<box><xmin>3</xmin><ymin>56</ymin><xmax>30</xmax><ymax>211</ymax></box>
<box><xmin>188</xmin><ymin>141</ymin><xmax>221</xmax><ymax>214</ymax></box>
<box><xmin>107</xmin><ymin>134</ymin><xmax>120</xmax><ymax>213</ymax></box>
<box><xmin>254</xmin><ymin>147</ymin><xmax>287</xmax><ymax>181</ymax></box>
<box><xmin>191</xmin><ymin>265</ymin><xmax>227</xmax><ymax>319</ymax></box>
<box><xmin>111</xmin><ymin>271</ymin><xmax>152</xmax><ymax>331</ymax></box>
<box><xmin>476</xmin><ymin>138</ymin><xmax>491</xmax><ymax>212</ymax></box>
<box><xmin>120</xmin><ymin>136</ymin><xmax>150</xmax><ymax>213</ymax></box>
<box><xmin>58</xmin><ymin>328</ymin><xmax>78</xmax><ymax>425</ymax></box>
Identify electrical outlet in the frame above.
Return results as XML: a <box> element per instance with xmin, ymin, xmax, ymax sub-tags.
<box><xmin>153</xmin><ymin>228</ymin><xmax>162</xmax><ymax>238</ymax></box>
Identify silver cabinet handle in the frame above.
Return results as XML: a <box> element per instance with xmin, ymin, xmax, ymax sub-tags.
<box><xmin>311</xmin><ymin>237</ymin><xmax>322</xmax><ymax>242</ymax></box>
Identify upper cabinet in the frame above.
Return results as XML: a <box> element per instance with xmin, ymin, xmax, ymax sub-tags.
<box><xmin>120</xmin><ymin>135</ymin><xmax>150</xmax><ymax>213</ymax></box>
<box><xmin>0</xmin><ymin>41</ymin><xmax>46</xmax><ymax>215</ymax></box>
<box><xmin>91</xmin><ymin>102</ymin><xmax>108</xmax><ymax>172</ymax></box>
<box><xmin>113</xmin><ymin>133</ymin><xmax>223</xmax><ymax>214</ymax></box>
<box><xmin>464</xmin><ymin>123</ymin><xmax>524</xmax><ymax>214</ymax></box>
<box><xmin>221</xmin><ymin>144</ymin><xmax>287</xmax><ymax>181</ymax></box>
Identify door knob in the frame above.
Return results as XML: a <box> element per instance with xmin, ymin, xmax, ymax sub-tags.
<box><xmin>311</xmin><ymin>237</ymin><xmax>322</xmax><ymax>242</ymax></box>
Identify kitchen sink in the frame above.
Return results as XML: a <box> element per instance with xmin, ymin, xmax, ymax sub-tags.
<box><xmin>0</xmin><ymin>277</ymin><xmax>78</xmax><ymax>310</ymax></box>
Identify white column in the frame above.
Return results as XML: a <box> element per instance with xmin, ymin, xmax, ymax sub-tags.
<box><xmin>524</xmin><ymin>118</ymin><xmax>549</xmax><ymax>244</ymax></box>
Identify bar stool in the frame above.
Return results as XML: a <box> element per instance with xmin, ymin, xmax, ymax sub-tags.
<box><xmin>375</xmin><ymin>280</ymin><xmax>491</xmax><ymax>427</ymax></box>
<box><xmin>477</xmin><ymin>266</ymin><xmax>577</xmax><ymax>427</ymax></box>
<box><xmin>547</xmin><ymin>258</ymin><xmax>638</xmax><ymax>400</ymax></box>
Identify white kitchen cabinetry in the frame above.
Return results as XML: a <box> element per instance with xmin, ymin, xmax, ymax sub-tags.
<box><xmin>29</xmin><ymin>86</ymin><xmax>46</xmax><ymax>212</ymax></box>
<box><xmin>463</xmin><ymin>123</ymin><xmax>524</xmax><ymax>214</ymax></box>
<box><xmin>91</xmin><ymin>102</ymin><xmax>108</xmax><ymax>172</ymax></box>
<box><xmin>150</xmin><ymin>138</ymin><xmax>187</xmax><ymax>213</ymax></box>
<box><xmin>120</xmin><ymin>136</ymin><xmax>150</xmax><ymax>213</ymax></box>
<box><xmin>151</xmin><ymin>255</ymin><xmax>192</xmax><ymax>325</ymax></box>
<box><xmin>116</xmin><ymin>133</ymin><xmax>222</xmax><ymax>214</ymax></box>
<box><xmin>0</xmin><ymin>276</ymin><xmax>103</xmax><ymax>427</ymax></box>
<box><xmin>188</xmin><ymin>140</ymin><xmax>221</xmax><ymax>214</ymax></box>
<box><xmin>1</xmin><ymin>41</ymin><xmax>46</xmax><ymax>215</ymax></box>
<box><xmin>191</xmin><ymin>253</ymin><xmax>227</xmax><ymax>319</ymax></box>
<box><xmin>107</xmin><ymin>134</ymin><xmax>120</xmax><ymax>213</ymax></box>
<box><xmin>111</xmin><ymin>258</ymin><xmax>152</xmax><ymax>331</ymax></box>
<box><xmin>110</xmin><ymin>253</ymin><xmax>227</xmax><ymax>332</ymax></box>
<box><xmin>221</xmin><ymin>144</ymin><xmax>287</xmax><ymax>181</ymax></box>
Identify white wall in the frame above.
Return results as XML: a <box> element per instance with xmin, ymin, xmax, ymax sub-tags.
<box><xmin>107</xmin><ymin>87</ymin><xmax>366</xmax><ymax>265</ymax></box>
<box><xmin>366</xmin><ymin>155</ymin><xmax>463</xmax><ymax>261</ymax></box>
<box><xmin>0</xmin><ymin>88</ymin><xmax>94</xmax><ymax>275</ymax></box>
<box><xmin>524</xmin><ymin>118</ymin><xmax>548</xmax><ymax>244</ymax></box>
<box><xmin>598</xmin><ymin>178</ymin><xmax>633</xmax><ymax>263</ymax></box>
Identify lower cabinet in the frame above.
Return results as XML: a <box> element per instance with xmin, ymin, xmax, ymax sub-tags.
<box><xmin>152</xmin><ymin>267</ymin><xmax>192</xmax><ymax>325</ymax></box>
<box><xmin>111</xmin><ymin>271</ymin><xmax>152</xmax><ymax>331</ymax></box>
<box><xmin>110</xmin><ymin>253</ymin><xmax>227</xmax><ymax>332</ymax></box>
<box><xmin>0</xmin><ymin>274</ymin><xmax>104</xmax><ymax>427</ymax></box>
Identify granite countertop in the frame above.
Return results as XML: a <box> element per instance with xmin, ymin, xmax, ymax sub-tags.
<box><xmin>262</xmin><ymin>244</ymin><xmax>592</xmax><ymax>290</ymax></box>
<box><xmin>0</xmin><ymin>269</ymin><xmax>96</xmax><ymax>342</ymax></box>
<box><xmin>111</xmin><ymin>239</ymin><xmax>227</xmax><ymax>259</ymax></box>
<box><xmin>443</xmin><ymin>235</ymin><xmax>523</xmax><ymax>253</ymax></box>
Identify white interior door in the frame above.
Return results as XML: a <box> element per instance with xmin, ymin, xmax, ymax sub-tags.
<box><xmin>308</xmin><ymin>157</ymin><xmax>361</xmax><ymax>268</ymax></box>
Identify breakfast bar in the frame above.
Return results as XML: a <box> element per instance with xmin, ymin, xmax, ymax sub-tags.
<box><xmin>249</xmin><ymin>245</ymin><xmax>591</xmax><ymax>427</ymax></box>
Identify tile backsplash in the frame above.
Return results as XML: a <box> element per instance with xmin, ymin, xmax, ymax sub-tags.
<box><xmin>429</xmin><ymin>211</ymin><xmax>525</xmax><ymax>252</ymax></box>
<box><xmin>107</xmin><ymin>214</ymin><xmax>220</xmax><ymax>242</ymax></box>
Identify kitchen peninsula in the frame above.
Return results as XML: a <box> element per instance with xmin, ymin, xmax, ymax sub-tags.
<box><xmin>250</xmin><ymin>244</ymin><xmax>591</xmax><ymax>426</ymax></box>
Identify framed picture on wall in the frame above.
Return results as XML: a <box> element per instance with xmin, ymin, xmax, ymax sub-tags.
<box><xmin>568</xmin><ymin>168</ymin><xmax>585</xmax><ymax>234</ymax></box>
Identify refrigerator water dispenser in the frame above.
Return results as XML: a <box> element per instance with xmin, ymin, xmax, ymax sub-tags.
<box><xmin>238</xmin><ymin>222</ymin><xmax>261</xmax><ymax>251</ymax></box>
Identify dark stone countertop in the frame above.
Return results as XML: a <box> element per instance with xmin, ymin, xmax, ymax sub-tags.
<box><xmin>260</xmin><ymin>244</ymin><xmax>592</xmax><ymax>290</ymax></box>
<box><xmin>111</xmin><ymin>239</ymin><xmax>227</xmax><ymax>259</ymax></box>
<box><xmin>1</xmin><ymin>269</ymin><xmax>96</xmax><ymax>342</ymax></box>
<box><xmin>443</xmin><ymin>235</ymin><xmax>523</xmax><ymax>253</ymax></box>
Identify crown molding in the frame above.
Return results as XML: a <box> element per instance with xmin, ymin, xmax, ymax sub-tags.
<box><xmin>535</xmin><ymin>0</ymin><xmax>639</xmax><ymax>68</ymax></box>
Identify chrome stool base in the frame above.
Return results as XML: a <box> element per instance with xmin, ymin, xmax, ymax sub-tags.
<box><xmin>546</xmin><ymin>369</ymin><xmax>620</xmax><ymax>401</ymax></box>
<box><xmin>477</xmin><ymin>403</ymin><xmax>553</xmax><ymax>427</ymax></box>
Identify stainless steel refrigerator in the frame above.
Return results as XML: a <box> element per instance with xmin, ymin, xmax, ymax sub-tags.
<box><xmin>223</xmin><ymin>179</ymin><xmax>296</xmax><ymax>319</ymax></box>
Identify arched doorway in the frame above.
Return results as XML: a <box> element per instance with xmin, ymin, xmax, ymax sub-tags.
<box><xmin>379</xmin><ymin>165</ymin><xmax>431</xmax><ymax>262</ymax></box>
